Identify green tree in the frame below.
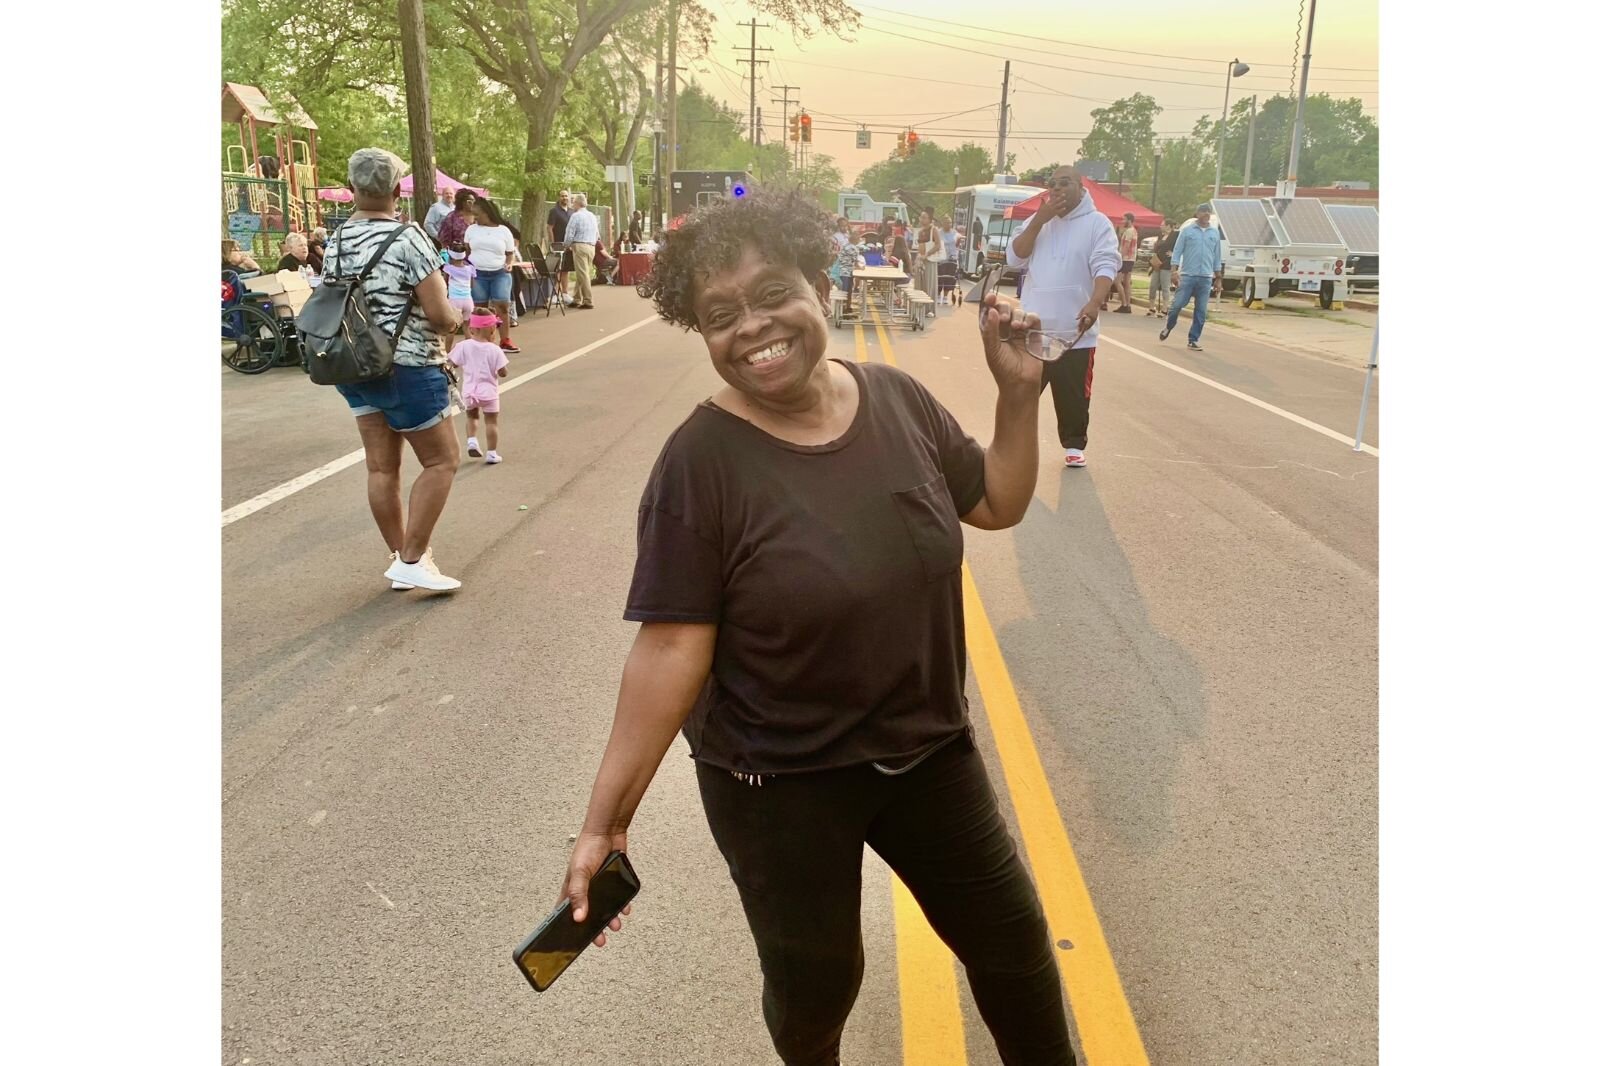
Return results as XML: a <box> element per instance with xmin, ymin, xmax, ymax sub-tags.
<box><xmin>1079</xmin><ymin>93</ymin><xmax>1161</xmax><ymax>183</ymax></box>
<box><xmin>854</xmin><ymin>141</ymin><xmax>995</xmax><ymax>219</ymax></box>
<box><xmin>1192</xmin><ymin>93</ymin><xmax>1379</xmax><ymax>188</ymax></box>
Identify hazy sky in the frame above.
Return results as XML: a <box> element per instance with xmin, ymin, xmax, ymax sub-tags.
<box><xmin>689</xmin><ymin>0</ymin><xmax>1379</xmax><ymax>184</ymax></box>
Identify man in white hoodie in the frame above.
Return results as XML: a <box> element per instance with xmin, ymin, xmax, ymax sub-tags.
<box><xmin>1006</xmin><ymin>166</ymin><xmax>1121</xmax><ymax>468</ymax></box>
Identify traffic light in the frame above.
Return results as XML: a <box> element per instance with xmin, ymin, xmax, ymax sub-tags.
<box><xmin>799</xmin><ymin>112</ymin><xmax>812</xmax><ymax>143</ymax></box>
<box><xmin>790</xmin><ymin>113</ymin><xmax>801</xmax><ymax>142</ymax></box>
<box><xmin>896</xmin><ymin>131</ymin><xmax>907</xmax><ymax>158</ymax></box>
<box><xmin>906</xmin><ymin>130</ymin><xmax>919</xmax><ymax>155</ymax></box>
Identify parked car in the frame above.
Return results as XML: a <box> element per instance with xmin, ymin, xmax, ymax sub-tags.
<box><xmin>1136</xmin><ymin>235</ymin><xmax>1156</xmax><ymax>266</ymax></box>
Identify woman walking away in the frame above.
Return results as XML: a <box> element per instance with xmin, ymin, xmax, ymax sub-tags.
<box><xmin>450</xmin><ymin>309</ymin><xmax>510</xmax><ymax>465</ymax></box>
<box><xmin>323</xmin><ymin>147</ymin><xmax>465</xmax><ymax>592</ymax></box>
<box><xmin>557</xmin><ymin>187</ymin><xmax>1076</xmax><ymax>1066</ymax></box>
<box><xmin>465</xmin><ymin>199</ymin><xmax>519</xmax><ymax>353</ymax></box>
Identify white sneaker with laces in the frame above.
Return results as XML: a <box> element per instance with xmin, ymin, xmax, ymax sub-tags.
<box><xmin>1064</xmin><ymin>449</ymin><xmax>1087</xmax><ymax>468</ymax></box>
<box><xmin>485</xmin><ymin>450</ymin><xmax>502</xmax><ymax>465</ymax></box>
<box><xmin>384</xmin><ymin>548</ymin><xmax>462</xmax><ymax>592</ymax></box>
<box><xmin>467</xmin><ymin>436</ymin><xmax>482</xmax><ymax>458</ymax></box>
<box><xmin>389</xmin><ymin>551</ymin><xmax>415</xmax><ymax>590</ymax></box>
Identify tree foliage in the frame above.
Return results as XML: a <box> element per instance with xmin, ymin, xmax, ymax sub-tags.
<box><xmin>1078</xmin><ymin>93</ymin><xmax>1160</xmax><ymax>182</ymax></box>
<box><xmin>854</xmin><ymin>141</ymin><xmax>996</xmax><ymax>217</ymax></box>
<box><xmin>1192</xmin><ymin>93</ymin><xmax>1378</xmax><ymax>188</ymax></box>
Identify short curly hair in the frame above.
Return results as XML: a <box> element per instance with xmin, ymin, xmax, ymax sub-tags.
<box><xmin>637</xmin><ymin>186</ymin><xmax>834</xmax><ymax>331</ymax></box>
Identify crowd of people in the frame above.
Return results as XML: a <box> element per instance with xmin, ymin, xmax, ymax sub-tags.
<box><xmin>824</xmin><ymin>209</ymin><xmax>963</xmax><ymax>317</ymax></box>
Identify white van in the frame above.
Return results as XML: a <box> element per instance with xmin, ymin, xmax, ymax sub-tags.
<box><xmin>952</xmin><ymin>183</ymin><xmax>1041</xmax><ymax>276</ymax></box>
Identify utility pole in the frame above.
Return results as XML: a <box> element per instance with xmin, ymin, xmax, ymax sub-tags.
<box><xmin>771</xmin><ymin>84</ymin><xmax>800</xmax><ymax>173</ymax></box>
<box><xmin>755</xmin><ymin>106</ymin><xmax>763</xmax><ymax>147</ymax></box>
<box><xmin>735</xmin><ymin>19</ymin><xmax>772</xmax><ymax>146</ymax></box>
<box><xmin>1241</xmin><ymin>95</ymin><xmax>1258</xmax><ymax>197</ymax></box>
<box><xmin>996</xmin><ymin>62</ymin><xmax>1011</xmax><ymax>179</ymax></box>
<box><xmin>1283</xmin><ymin>0</ymin><xmax>1318</xmax><ymax>196</ymax></box>
<box><xmin>654</xmin><ymin>30</ymin><xmax>664</xmax><ymax>233</ymax></box>
<box><xmin>397</xmin><ymin>0</ymin><xmax>436</xmax><ymax>210</ymax></box>
<box><xmin>667</xmin><ymin>0</ymin><xmax>679</xmax><ymax>174</ymax></box>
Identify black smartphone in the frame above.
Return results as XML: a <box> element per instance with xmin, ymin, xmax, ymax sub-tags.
<box><xmin>512</xmin><ymin>850</ymin><xmax>641</xmax><ymax>993</ymax></box>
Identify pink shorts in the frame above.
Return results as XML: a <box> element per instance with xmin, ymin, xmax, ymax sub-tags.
<box><xmin>462</xmin><ymin>381</ymin><xmax>500</xmax><ymax>414</ymax></box>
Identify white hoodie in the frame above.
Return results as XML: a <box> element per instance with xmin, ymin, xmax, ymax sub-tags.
<box><xmin>1005</xmin><ymin>189</ymin><xmax>1122</xmax><ymax>350</ymax></box>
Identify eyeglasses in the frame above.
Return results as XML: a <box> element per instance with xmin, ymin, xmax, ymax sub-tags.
<box><xmin>968</xmin><ymin>266</ymin><xmax>1089</xmax><ymax>362</ymax></box>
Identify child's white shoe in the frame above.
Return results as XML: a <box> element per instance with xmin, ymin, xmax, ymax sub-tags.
<box><xmin>485</xmin><ymin>450</ymin><xmax>503</xmax><ymax>465</ymax></box>
<box><xmin>467</xmin><ymin>436</ymin><xmax>482</xmax><ymax>458</ymax></box>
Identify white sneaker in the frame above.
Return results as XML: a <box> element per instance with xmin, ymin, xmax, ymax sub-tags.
<box><xmin>384</xmin><ymin>548</ymin><xmax>462</xmax><ymax>592</ymax></box>
<box><xmin>1064</xmin><ymin>449</ymin><xmax>1087</xmax><ymax>468</ymax></box>
<box><xmin>485</xmin><ymin>450</ymin><xmax>502</xmax><ymax>464</ymax></box>
<box><xmin>389</xmin><ymin>551</ymin><xmax>415</xmax><ymax>590</ymax></box>
<box><xmin>467</xmin><ymin>436</ymin><xmax>482</xmax><ymax>458</ymax></box>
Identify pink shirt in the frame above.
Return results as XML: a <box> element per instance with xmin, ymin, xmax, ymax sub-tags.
<box><xmin>449</xmin><ymin>339</ymin><xmax>509</xmax><ymax>407</ymax></box>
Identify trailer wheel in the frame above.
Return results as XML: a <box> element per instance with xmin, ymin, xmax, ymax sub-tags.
<box><xmin>1319</xmin><ymin>281</ymin><xmax>1335</xmax><ymax>310</ymax></box>
<box><xmin>1241</xmin><ymin>277</ymin><xmax>1256</xmax><ymax>306</ymax></box>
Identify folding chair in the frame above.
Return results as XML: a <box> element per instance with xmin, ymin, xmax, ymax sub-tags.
<box><xmin>531</xmin><ymin>254</ymin><xmax>564</xmax><ymax>318</ymax></box>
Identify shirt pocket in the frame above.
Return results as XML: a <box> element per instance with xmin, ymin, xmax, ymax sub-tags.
<box><xmin>892</xmin><ymin>474</ymin><xmax>965</xmax><ymax>582</ymax></box>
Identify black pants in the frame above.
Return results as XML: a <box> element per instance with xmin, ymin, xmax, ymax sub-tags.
<box><xmin>696</xmin><ymin>734</ymin><xmax>1075</xmax><ymax>1066</ymax></box>
<box><xmin>1040</xmin><ymin>347</ymin><xmax>1096</xmax><ymax>451</ymax></box>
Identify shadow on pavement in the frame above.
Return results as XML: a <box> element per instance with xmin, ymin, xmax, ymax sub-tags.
<box><xmin>996</xmin><ymin>466</ymin><xmax>1210</xmax><ymax>853</ymax></box>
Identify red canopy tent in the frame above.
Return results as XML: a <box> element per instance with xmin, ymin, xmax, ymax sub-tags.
<box><xmin>1004</xmin><ymin>178</ymin><xmax>1163</xmax><ymax>231</ymax></box>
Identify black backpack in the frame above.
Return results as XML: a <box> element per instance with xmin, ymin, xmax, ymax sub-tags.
<box><xmin>298</xmin><ymin>221</ymin><xmax>422</xmax><ymax>386</ymax></box>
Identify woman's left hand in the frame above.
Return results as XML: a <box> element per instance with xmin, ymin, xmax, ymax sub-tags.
<box><xmin>979</xmin><ymin>291</ymin><xmax>1044</xmax><ymax>391</ymax></box>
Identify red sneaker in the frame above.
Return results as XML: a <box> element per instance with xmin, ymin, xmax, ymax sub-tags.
<box><xmin>500</xmin><ymin>339</ymin><xmax>521</xmax><ymax>354</ymax></box>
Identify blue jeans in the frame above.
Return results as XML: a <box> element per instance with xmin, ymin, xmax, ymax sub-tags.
<box><xmin>1166</xmin><ymin>274</ymin><xmax>1213</xmax><ymax>343</ymax></box>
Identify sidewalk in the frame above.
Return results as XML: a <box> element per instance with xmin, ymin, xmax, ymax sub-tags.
<box><xmin>1129</xmin><ymin>277</ymin><xmax>1376</xmax><ymax>370</ymax></box>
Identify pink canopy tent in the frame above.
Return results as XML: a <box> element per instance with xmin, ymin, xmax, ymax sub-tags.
<box><xmin>1004</xmin><ymin>178</ymin><xmax>1163</xmax><ymax>231</ymax></box>
<box><xmin>315</xmin><ymin>170</ymin><xmax>488</xmax><ymax>201</ymax></box>
<box><xmin>400</xmin><ymin>170</ymin><xmax>488</xmax><ymax>197</ymax></box>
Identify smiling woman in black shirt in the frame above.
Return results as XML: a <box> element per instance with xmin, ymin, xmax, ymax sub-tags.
<box><xmin>558</xmin><ymin>188</ymin><xmax>1075</xmax><ymax>1066</ymax></box>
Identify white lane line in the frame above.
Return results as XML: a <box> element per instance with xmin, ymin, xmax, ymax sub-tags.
<box><xmin>1096</xmin><ymin>334</ymin><xmax>1380</xmax><ymax>457</ymax></box>
<box><xmin>221</xmin><ymin>314</ymin><xmax>660</xmax><ymax>526</ymax></box>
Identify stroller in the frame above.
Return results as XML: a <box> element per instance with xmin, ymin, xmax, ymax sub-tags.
<box><xmin>937</xmin><ymin>260</ymin><xmax>960</xmax><ymax>307</ymax></box>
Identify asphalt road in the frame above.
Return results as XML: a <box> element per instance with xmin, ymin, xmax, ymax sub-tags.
<box><xmin>221</xmin><ymin>284</ymin><xmax>1378</xmax><ymax>1066</ymax></box>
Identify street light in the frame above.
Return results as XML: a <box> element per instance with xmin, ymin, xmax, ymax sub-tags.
<box><xmin>1213</xmin><ymin>59</ymin><xmax>1250</xmax><ymax>198</ymax></box>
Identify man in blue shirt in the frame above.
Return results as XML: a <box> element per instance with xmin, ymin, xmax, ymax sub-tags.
<box><xmin>1161</xmin><ymin>203</ymin><xmax>1224</xmax><ymax>351</ymax></box>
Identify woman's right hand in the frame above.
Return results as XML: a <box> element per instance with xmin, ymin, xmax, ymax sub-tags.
<box><xmin>561</xmin><ymin>829</ymin><xmax>633</xmax><ymax>947</ymax></box>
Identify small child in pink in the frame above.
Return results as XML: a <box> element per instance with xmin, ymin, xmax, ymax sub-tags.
<box><xmin>449</xmin><ymin>310</ymin><xmax>510</xmax><ymax>464</ymax></box>
<box><xmin>442</xmin><ymin>248</ymin><xmax>477</xmax><ymax>354</ymax></box>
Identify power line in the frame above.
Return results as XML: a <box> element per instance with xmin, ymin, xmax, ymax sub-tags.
<box><xmin>856</xmin><ymin>13</ymin><xmax>1379</xmax><ymax>84</ymax></box>
<box><xmin>855</xmin><ymin>22</ymin><xmax>1381</xmax><ymax>94</ymax></box>
<box><xmin>777</xmin><ymin>56</ymin><xmax>996</xmax><ymax>90</ymax></box>
<box><xmin>849</xmin><ymin>2</ymin><xmax>1378</xmax><ymax>71</ymax></box>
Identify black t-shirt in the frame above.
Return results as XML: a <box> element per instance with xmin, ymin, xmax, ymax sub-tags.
<box><xmin>547</xmin><ymin>206</ymin><xmax>571</xmax><ymax>243</ymax></box>
<box><xmin>624</xmin><ymin>359</ymin><xmax>988</xmax><ymax>775</ymax></box>
<box><xmin>1153</xmin><ymin>231</ymin><xmax>1179</xmax><ymax>265</ymax></box>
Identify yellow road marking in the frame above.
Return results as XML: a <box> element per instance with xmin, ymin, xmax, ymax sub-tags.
<box><xmin>961</xmin><ymin>564</ymin><xmax>1150</xmax><ymax>1065</ymax></box>
<box><xmin>892</xmin><ymin>875</ymin><xmax>969</xmax><ymax>1065</ymax></box>
<box><xmin>855</xmin><ymin>319</ymin><xmax>869</xmax><ymax>362</ymax></box>
<box><xmin>866</xmin><ymin>302</ymin><xmax>900</xmax><ymax>366</ymax></box>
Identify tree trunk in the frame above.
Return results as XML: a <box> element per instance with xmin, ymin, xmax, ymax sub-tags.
<box><xmin>520</xmin><ymin>123</ymin><xmax>548</xmax><ymax>252</ymax></box>
<box><xmin>397</xmin><ymin>0</ymin><xmax>436</xmax><ymax>208</ymax></box>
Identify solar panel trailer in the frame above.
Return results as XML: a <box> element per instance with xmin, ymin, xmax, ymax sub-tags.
<box><xmin>1326</xmin><ymin>204</ymin><xmax>1380</xmax><ymax>289</ymax></box>
<box><xmin>1200</xmin><ymin>197</ymin><xmax>1351</xmax><ymax>309</ymax></box>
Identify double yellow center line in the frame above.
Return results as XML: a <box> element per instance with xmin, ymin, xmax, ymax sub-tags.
<box><xmin>855</xmin><ymin>307</ymin><xmax>1149</xmax><ymax>1066</ymax></box>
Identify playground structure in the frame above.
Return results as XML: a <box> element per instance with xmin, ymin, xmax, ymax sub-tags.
<box><xmin>222</xmin><ymin>82</ymin><xmax>321</xmax><ymax>261</ymax></box>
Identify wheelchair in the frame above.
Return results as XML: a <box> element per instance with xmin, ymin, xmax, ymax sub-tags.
<box><xmin>222</xmin><ymin>270</ymin><xmax>303</xmax><ymax>375</ymax></box>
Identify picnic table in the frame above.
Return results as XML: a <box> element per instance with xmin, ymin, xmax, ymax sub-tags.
<box><xmin>831</xmin><ymin>265</ymin><xmax>935</xmax><ymax>331</ymax></box>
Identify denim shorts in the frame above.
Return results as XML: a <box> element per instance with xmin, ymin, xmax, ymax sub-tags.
<box><xmin>335</xmin><ymin>364</ymin><xmax>452</xmax><ymax>433</ymax></box>
<box><xmin>472</xmin><ymin>269</ymin><xmax>513</xmax><ymax>303</ymax></box>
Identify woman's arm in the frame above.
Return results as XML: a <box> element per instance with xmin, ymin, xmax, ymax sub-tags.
<box><xmin>562</xmin><ymin>621</ymin><xmax>717</xmax><ymax>925</ymax></box>
<box><xmin>960</xmin><ymin>292</ymin><xmax>1044</xmax><ymax>531</ymax></box>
